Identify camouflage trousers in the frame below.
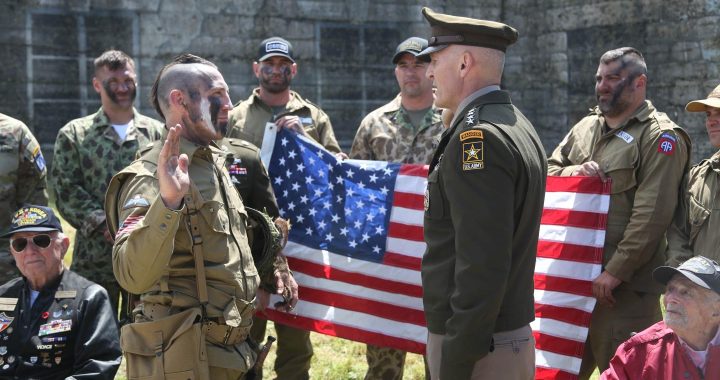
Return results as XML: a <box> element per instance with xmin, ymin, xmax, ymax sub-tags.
<box><xmin>365</xmin><ymin>345</ymin><xmax>430</xmax><ymax>380</ymax></box>
<box><xmin>250</xmin><ymin>316</ymin><xmax>312</xmax><ymax>380</ymax></box>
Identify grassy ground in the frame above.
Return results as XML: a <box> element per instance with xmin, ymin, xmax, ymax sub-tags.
<box><xmin>54</xmin><ymin>202</ymin><xmax>598</xmax><ymax>380</ymax></box>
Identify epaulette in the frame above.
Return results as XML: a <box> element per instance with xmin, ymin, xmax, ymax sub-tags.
<box><xmin>224</xmin><ymin>137</ymin><xmax>260</xmax><ymax>152</ymax></box>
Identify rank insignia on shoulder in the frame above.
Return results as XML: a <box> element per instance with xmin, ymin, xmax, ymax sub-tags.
<box><xmin>465</xmin><ymin>108</ymin><xmax>476</xmax><ymax>125</ymax></box>
<box><xmin>0</xmin><ymin>313</ymin><xmax>14</xmax><ymax>334</ymax></box>
<box><xmin>657</xmin><ymin>132</ymin><xmax>676</xmax><ymax>155</ymax></box>
<box><xmin>123</xmin><ymin>195</ymin><xmax>150</xmax><ymax>209</ymax></box>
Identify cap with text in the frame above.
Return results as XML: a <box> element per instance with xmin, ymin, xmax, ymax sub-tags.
<box><xmin>1</xmin><ymin>205</ymin><xmax>63</xmax><ymax>238</ymax></box>
<box><xmin>257</xmin><ymin>37</ymin><xmax>295</xmax><ymax>63</ymax></box>
<box><xmin>653</xmin><ymin>256</ymin><xmax>720</xmax><ymax>295</ymax></box>
<box><xmin>686</xmin><ymin>83</ymin><xmax>720</xmax><ymax>112</ymax></box>
<box><xmin>392</xmin><ymin>37</ymin><xmax>430</xmax><ymax>64</ymax></box>
<box><xmin>418</xmin><ymin>7</ymin><xmax>518</xmax><ymax>57</ymax></box>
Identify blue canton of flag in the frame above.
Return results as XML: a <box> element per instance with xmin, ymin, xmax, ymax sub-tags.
<box><xmin>268</xmin><ymin>129</ymin><xmax>401</xmax><ymax>263</ymax></box>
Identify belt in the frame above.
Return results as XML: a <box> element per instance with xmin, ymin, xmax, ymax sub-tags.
<box><xmin>203</xmin><ymin>321</ymin><xmax>250</xmax><ymax>346</ymax></box>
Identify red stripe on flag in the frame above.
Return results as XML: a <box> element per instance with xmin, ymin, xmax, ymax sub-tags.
<box><xmin>534</xmin><ymin>331</ymin><xmax>585</xmax><ymax>358</ymax></box>
<box><xmin>399</xmin><ymin>164</ymin><xmax>429</xmax><ymax>177</ymax></box>
<box><xmin>537</xmin><ymin>240</ymin><xmax>602</xmax><ymax>264</ymax></box>
<box><xmin>296</xmin><ymin>287</ymin><xmax>425</xmax><ymax>325</ymax></box>
<box><xmin>392</xmin><ymin>192</ymin><xmax>425</xmax><ymax>210</ymax></box>
<box><xmin>388</xmin><ymin>222</ymin><xmax>424</xmax><ymax>241</ymax></box>
<box><xmin>534</xmin><ymin>303</ymin><xmax>593</xmax><ymax>327</ymax></box>
<box><xmin>260</xmin><ymin>309</ymin><xmax>426</xmax><ymax>354</ymax></box>
<box><xmin>535</xmin><ymin>274</ymin><xmax>593</xmax><ymax>297</ymax></box>
<box><xmin>541</xmin><ymin>209</ymin><xmax>606</xmax><ymax>230</ymax></box>
<box><xmin>535</xmin><ymin>367</ymin><xmax>581</xmax><ymax>380</ymax></box>
<box><xmin>116</xmin><ymin>215</ymin><xmax>144</xmax><ymax>238</ymax></box>
<box><xmin>286</xmin><ymin>256</ymin><xmax>423</xmax><ymax>298</ymax></box>
<box><xmin>546</xmin><ymin>175</ymin><xmax>612</xmax><ymax>194</ymax></box>
<box><xmin>382</xmin><ymin>252</ymin><xmax>422</xmax><ymax>270</ymax></box>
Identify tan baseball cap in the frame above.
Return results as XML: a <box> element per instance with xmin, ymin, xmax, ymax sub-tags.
<box><xmin>686</xmin><ymin>83</ymin><xmax>720</xmax><ymax>112</ymax></box>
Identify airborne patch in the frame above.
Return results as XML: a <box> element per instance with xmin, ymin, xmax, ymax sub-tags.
<box><xmin>123</xmin><ymin>194</ymin><xmax>150</xmax><ymax>209</ymax></box>
<box><xmin>657</xmin><ymin>132</ymin><xmax>676</xmax><ymax>155</ymax></box>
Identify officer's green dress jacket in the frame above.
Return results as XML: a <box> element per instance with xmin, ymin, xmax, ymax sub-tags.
<box><xmin>667</xmin><ymin>149</ymin><xmax>720</xmax><ymax>265</ymax></box>
<box><xmin>422</xmin><ymin>89</ymin><xmax>547</xmax><ymax>380</ymax></box>
<box><xmin>226</xmin><ymin>89</ymin><xmax>341</xmax><ymax>153</ymax></box>
<box><xmin>548</xmin><ymin>101</ymin><xmax>690</xmax><ymax>294</ymax></box>
<box><xmin>0</xmin><ymin>113</ymin><xmax>48</xmax><ymax>283</ymax></box>
<box><xmin>50</xmin><ymin>108</ymin><xmax>163</xmax><ymax>285</ymax></box>
<box><xmin>105</xmin><ymin>136</ymin><xmax>259</xmax><ymax>371</ymax></box>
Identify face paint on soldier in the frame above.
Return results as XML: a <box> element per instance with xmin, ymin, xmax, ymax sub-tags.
<box><xmin>179</xmin><ymin>66</ymin><xmax>233</xmax><ymax>145</ymax></box>
<box><xmin>255</xmin><ymin>56</ymin><xmax>295</xmax><ymax>94</ymax></box>
<box><xmin>94</xmin><ymin>64</ymin><xmax>137</xmax><ymax>111</ymax></box>
<box><xmin>595</xmin><ymin>60</ymin><xmax>639</xmax><ymax>118</ymax></box>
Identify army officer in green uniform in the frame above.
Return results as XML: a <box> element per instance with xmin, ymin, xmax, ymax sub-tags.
<box><xmin>418</xmin><ymin>8</ymin><xmax>547</xmax><ymax>380</ymax></box>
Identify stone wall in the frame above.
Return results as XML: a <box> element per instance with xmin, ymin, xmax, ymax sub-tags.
<box><xmin>1</xmin><ymin>0</ymin><xmax>718</xmax><ymax>163</ymax></box>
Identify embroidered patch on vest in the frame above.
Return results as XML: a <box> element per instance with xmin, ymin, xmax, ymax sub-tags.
<box><xmin>657</xmin><ymin>132</ymin><xmax>676</xmax><ymax>155</ymax></box>
<box><xmin>615</xmin><ymin>130</ymin><xmax>634</xmax><ymax>143</ymax></box>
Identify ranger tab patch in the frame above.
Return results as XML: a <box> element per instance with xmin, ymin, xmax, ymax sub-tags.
<box><xmin>460</xmin><ymin>130</ymin><xmax>484</xmax><ymax>171</ymax></box>
<box><xmin>657</xmin><ymin>132</ymin><xmax>676</xmax><ymax>155</ymax></box>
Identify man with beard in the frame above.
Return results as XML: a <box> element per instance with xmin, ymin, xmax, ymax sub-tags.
<box><xmin>349</xmin><ymin>36</ymin><xmax>442</xmax><ymax>380</ymax></box>
<box><xmin>226</xmin><ymin>36</ymin><xmax>341</xmax><ymax>379</ymax></box>
<box><xmin>226</xmin><ymin>36</ymin><xmax>341</xmax><ymax>154</ymax></box>
<box><xmin>601</xmin><ymin>256</ymin><xmax>720</xmax><ymax>379</ymax></box>
<box><xmin>548</xmin><ymin>47</ymin><xmax>691</xmax><ymax>378</ymax></box>
<box><xmin>105</xmin><ymin>53</ymin><xmax>294</xmax><ymax>379</ymax></box>
<box><xmin>50</xmin><ymin>50</ymin><xmax>164</xmax><ymax>323</ymax></box>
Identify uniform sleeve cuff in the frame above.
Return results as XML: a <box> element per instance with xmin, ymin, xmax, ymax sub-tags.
<box><xmin>604</xmin><ymin>256</ymin><xmax>633</xmax><ymax>283</ymax></box>
<box><xmin>145</xmin><ymin>194</ymin><xmax>183</xmax><ymax>236</ymax></box>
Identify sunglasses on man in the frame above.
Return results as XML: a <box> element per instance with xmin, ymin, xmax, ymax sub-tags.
<box><xmin>10</xmin><ymin>234</ymin><xmax>54</xmax><ymax>252</ymax></box>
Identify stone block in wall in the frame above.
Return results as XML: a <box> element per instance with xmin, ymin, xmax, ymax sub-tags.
<box><xmin>198</xmin><ymin>0</ymin><xmax>262</xmax><ymax>15</ymax></box>
<box><xmin>298</xmin><ymin>0</ymin><xmax>347</xmax><ymax>20</ymax></box>
<box><xmin>537</xmin><ymin>32</ymin><xmax>567</xmax><ymax>53</ymax></box>
<box><xmin>201</xmin><ymin>14</ymin><xmax>256</xmax><ymax>37</ymax></box>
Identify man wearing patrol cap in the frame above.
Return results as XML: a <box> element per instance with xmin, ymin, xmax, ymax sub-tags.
<box><xmin>0</xmin><ymin>205</ymin><xmax>120</xmax><ymax>379</ymax></box>
<box><xmin>667</xmin><ymin>83</ymin><xmax>720</xmax><ymax>266</ymax></box>
<box><xmin>350</xmin><ymin>36</ymin><xmax>442</xmax><ymax>380</ymax></box>
<box><xmin>227</xmin><ymin>36</ymin><xmax>341</xmax><ymax>155</ymax></box>
<box><xmin>419</xmin><ymin>7</ymin><xmax>547</xmax><ymax>380</ymax></box>
<box><xmin>548</xmin><ymin>47</ymin><xmax>691</xmax><ymax>378</ymax></box>
<box><xmin>601</xmin><ymin>256</ymin><xmax>720</xmax><ymax>379</ymax></box>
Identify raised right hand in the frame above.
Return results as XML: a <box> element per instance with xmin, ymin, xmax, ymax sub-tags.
<box><xmin>158</xmin><ymin>124</ymin><xmax>190</xmax><ymax>209</ymax></box>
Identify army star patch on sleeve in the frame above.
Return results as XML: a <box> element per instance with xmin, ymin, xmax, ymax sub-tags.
<box><xmin>460</xmin><ymin>130</ymin><xmax>484</xmax><ymax>171</ymax></box>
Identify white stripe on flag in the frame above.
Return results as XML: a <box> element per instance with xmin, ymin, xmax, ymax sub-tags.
<box><xmin>535</xmin><ymin>349</ymin><xmax>582</xmax><ymax>375</ymax></box>
<box><xmin>534</xmin><ymin>289</ymin><xmax>596</xmax><ymax>313</ymax></box>
<box><xmin>344</xmin><ymin>159</ymin><xmax>391</xmax><ymax>170</ymax></box>
<box><xmin>539</xmin><ymin>224</ymin><xmax>606</xmax><ymax>248</ymax></box>
<box><xmin>535</xmin><ymin>257</ymin><xmax>602</xmax><ymax>281</ymax></box>
<box><xmin>544</xmin><ymin>191</ymin><xmax>610</xmax><ymax>213</ymax></box>
<box><xmin>266</xmin><ymin>294</ymin><xmax>427</xmax><ymax>343</ymax></box>
<box><xmin>292</xmin><ymin>272</ymin><xmax>424</xmax><ymax>310</ymax></box>
<box><xmin>395</xmin><ymin>175</ymin><xmax>427</xmax><ymax>195</ymax></box>
<box><xmin>389</xmin><ymin>207</ymin><xmax>424</xmax><ymax>226</ymax></box>
<box><xmin>531</xmin><ymin>317</ymin><xmax>589</xmax><ymax>342</ymax></box>
<box><xmin>283</xmin><ymin>242</ymin><xmax>422</xmax><ymax>286</ymax></box>
<box><xmin>386</xmin><ymin>237</ymin><xmax>426</xmax><ymax>259</ymax></box>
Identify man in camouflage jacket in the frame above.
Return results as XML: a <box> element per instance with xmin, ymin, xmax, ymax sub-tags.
<box><xmin>350</xmin><ymin>37</ymin><xmax>442</xmax><ymax>380</ymax></box>
<box><xmin>0</xmin><ymin>113</ymin><xmax>48</xmax><ymax>284</ymax></box>
<box><xmin>49</xmin><ymin>50</ymin><xmax>163</xmax><ymax>322</ymax></box>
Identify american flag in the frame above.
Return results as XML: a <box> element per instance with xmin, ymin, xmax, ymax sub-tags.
<box><xmin>533</xmin><ymin>176</ymin><xmax>609</xmax><ymax>379</ymax></box>
<box><xmin>259</xmin><ymin>128</ymin><xmax>427</xmax><ymax>354</ymax></box>
<box><xmin>259</xmin><ymin>128</ymin><xmax>609</xmax><ymax>377</ymax></box>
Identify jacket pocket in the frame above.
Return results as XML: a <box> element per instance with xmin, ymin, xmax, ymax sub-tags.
<box><xmin>601</xmin><ymin>145</ymin><xmax>639</xmax><ymax>194</ymax></box>
<box><xmin>688</xmin><ymin>195</ymin><xmax>711</xmax><ymax>245</ymax></box>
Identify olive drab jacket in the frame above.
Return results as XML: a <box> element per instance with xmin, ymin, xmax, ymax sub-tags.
<box><xmin>666</xmin><ymin>150</ymin><xmax>720</xmax><ymax>266</ymax></box>
<box><xmin>227</xmin><ymin>89</ymin><xmax>341</xmax><ymax>153</ymax></box>
<box><xmin>548</xmin><ymin>101</ymin><xmax>691</xmax><ymax>294</ymax></box>
<box><xmin>422</xmin><ymin>89</ymin><xmax>547</xmax><ymax>380</ymax></box>
<box><xmin>105</xmin><ymin>137</ymin><xmax>259</xmax><ymax>371</ymax></box>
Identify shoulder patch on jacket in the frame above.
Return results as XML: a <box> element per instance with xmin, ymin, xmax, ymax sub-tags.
<box><xmin>460</xmin><ymin>129</ymin><xmax>484</xmax><ymax>171</ymax></box>
<box><xmin>657</xmin><ymin>132</ymin><xmax>676</xmax><ymax>155</ymax></box>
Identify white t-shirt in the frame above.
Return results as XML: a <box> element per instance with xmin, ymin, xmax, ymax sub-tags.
<box><xmin>112</xmin><ymin>120</ymin><xmax>133</xmax><ymax>142</ymax></box>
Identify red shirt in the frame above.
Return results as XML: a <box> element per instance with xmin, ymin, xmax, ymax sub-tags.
<box><xmin>601</xmin><ymin>321</ymin><xmax>720</xmax><ymax>380</ymax></box>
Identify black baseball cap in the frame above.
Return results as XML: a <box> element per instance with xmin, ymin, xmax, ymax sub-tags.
<box><xmin>257</xmin><ymin>37</ymin><xmax>295</xmax><ymax>63</ymax></box>
<box><xmin>392</xmin><ymin>37</ymin><xmax>430</xmax><ymax>64</ymax></box>
<box><xmin>1</xmin><ymin>205</ymin><xmax>63</xmax><ymax>238</ymax></box>
<box><xmin>653</xmin><ymin>256</ymin><xmax>720</xmax><ymax>295</ymax></box>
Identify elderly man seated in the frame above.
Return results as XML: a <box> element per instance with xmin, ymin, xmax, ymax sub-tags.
<box><xmin>601</xmin><ymin>256</ymin><xmax>720</xmax><ymax>379</ymax></box>
<box><xmin>0</xmin><ymin>205</ymin><xmax>121</xmax><ymax>379</ymax></box>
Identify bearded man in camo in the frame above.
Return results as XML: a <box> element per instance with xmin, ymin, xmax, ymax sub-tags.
<box><xmin>349</xmin><ymin>37</ymin><xmax>443</xmax><ymax>380</ymax></box>
<box><xmin>49</xmin><ymin>50</ymin><xmax>163</xmax><ymax>322</ymax></box>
